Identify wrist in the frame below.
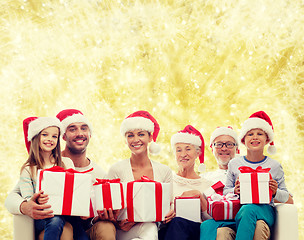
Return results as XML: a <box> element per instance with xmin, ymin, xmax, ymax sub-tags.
<box><xmin>20</xmin><ymin>199</ymin><xmax>28</xmax><ymax>215</ymax></box>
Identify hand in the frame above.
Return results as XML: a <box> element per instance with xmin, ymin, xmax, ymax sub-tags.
<box><xmin>37</xmin><ymin>192</ymin><xmax>49</xmax><ymax>205</ymax></box>
<box><xmin>20</xmin><ymin>191</ymin><xmax>54</xmax><ymax>219</ymax></box>
<box><xmin>96</xmin><ymin>209</ymin><xmax>120</xmax><ymax>223</ymax></box>
<box><xmin>269</xmin><ymin>179</ymin><xmax>278</xmax><ymax>196</ymax></box>
<box><xmin>180</xmin><ymin>190</ymin><xmax>201</xmax><ymax>198</ymax></box>
<box><xmin>163</xmin><ymin>209</ymin><xmax>175</xmax><ymax>224</ymax></box>
<box><xmin>234</xmin><ymin>178</ymin><xmax>240</xmax><ymax>194</ymax></box>
<box><xmin>118</xmin><ymin>219</ymin><xmax>136</xmax><ymax>232</ymax></box>
<box><xmin>80</xmin><ymin>216</ymin><xmax>90</xmax><ymax>220</ymax></box>
<box><xmin>200</xmin><ymin>196</ymin><xmax>208</xmax><ymax>212</ymax></box>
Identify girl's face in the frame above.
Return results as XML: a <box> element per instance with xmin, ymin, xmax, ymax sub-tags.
<box><xmin>175</xmin><ymin>143</ymin><xmax>199</xmax><ymax>170</ymax></box>
<box><xmin>39</xmin><ymin>126</ymin><xmax>59</xmax><ymax>153</ymax></box>
<box><xmin>125</xmin><ymin>129</ymin><xmax>152</xmax><ymax>155</ymax></box>
<box><xmin>244</xmin><ymin>128</ymin><xmax>269</xmax><ymax>152</ymax></box>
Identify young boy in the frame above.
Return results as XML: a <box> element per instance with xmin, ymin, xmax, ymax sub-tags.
<box><xmin>223</xmin><ymin>111</ymin><xmax>290</xmax><ymax>240</ymax></box>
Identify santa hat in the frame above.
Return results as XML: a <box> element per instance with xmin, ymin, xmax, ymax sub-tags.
<box><xmin>239</xmin><ymin>111</ymin><xmax>276</xmax><ymax>154</ymax></box>
<box><xmin>56</xmin><ymin>109</ymin><xmax>92</xmax><ymax>135</ymax></box>
<box><xmin>120</xmin><ymin>110</ymin><xmax>161</xmax><ymax>155</ymax></box>
<box><xmin>23</xmin><ymin>116</ymin><xmax>62</xmax><ymax>153</ymax></box>
<box><xmin>210</xmin><ymin>126</ymin><xmax>240</xmax><ymax>154</ymax></box>
<box><xmin>171</xmin><ymin>125</ymin><xmax>205</xmax><ymax>172</ymax></box>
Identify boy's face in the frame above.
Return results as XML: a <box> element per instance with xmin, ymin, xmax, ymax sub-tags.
<box><xmin>244</xmin><ymin>128</ymin><xmax>270</xmax><ymax>152</ymax></box>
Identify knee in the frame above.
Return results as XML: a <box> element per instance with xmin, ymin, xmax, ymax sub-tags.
<box><xmin>60</xmin><ymin>222</ymin><xmax>73</xmax><ymax>240</ymax></box>
<box><xmin>217</xmin><ymin>227</ymin><xmax>236</xmax><ymax>240</ymax></box>
<box><xmin>89</xmin><ymin>221</ymin><xmax>116</xmax><ymax>240</ymax></box>
<box><xmin>253</xmin><ymin>220</ymin><xmax>270</xmax><ymax>240</ymax></box>
<box><xmin>235</xmin><ymin>205</ymin><xmax>257</xmax><ymax>220</ymax></box>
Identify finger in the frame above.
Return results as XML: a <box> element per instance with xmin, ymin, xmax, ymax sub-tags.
<box><xmin>103</xmin><ymin>209</ymin><xmax>109</xmax><ymax>219</ymax></box>
<box><xmin>108</xmin><ymin>209</ymin><xmax>114</xmax><ymax>220</ymax></box>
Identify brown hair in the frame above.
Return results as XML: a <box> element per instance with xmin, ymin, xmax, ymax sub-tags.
<box><xmin>20</xmin><ymin>127</ymin><xmax>65</xmax><ymax>178</ymax></box>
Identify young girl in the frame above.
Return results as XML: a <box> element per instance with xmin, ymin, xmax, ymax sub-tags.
<box><xmin>20</xmin><ymin>116</ymin><xmax>87</xmax><ymax>240</ymax></box>
<box><xmin>107</xmin><ymin>110</ymin><xmax>173</xmax><ymax>240</ymax></box>
<box><xmin>221</xmin><ymin>111</ymin><xmax>290</xmax><ymax>240</ymax></box>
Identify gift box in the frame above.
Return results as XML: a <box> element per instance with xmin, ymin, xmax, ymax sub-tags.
<box><xmin>118</xmin><ymin>176</ymin><xmax>171</xmax><ymax>222</ymax></box>
<box><xmin>207</xmin><ymin>193</ymin><xmax>240</xmax><ymax>221</ymax></box>
<box><xmin>238</xmin><ymin>166</ymin><xmax>273</xmax><ymax>204</ymax></box>
<box><xmin>36</xmin><ymin>166</ymin><xmax>92</xmax><ymax>216</ymax></box>
<box><xmin>175</xmin><ymin>196</ymin><xmax>201</xmax><ymax>222</ymax></box>
<box><xmin>93</xmin><ymin>178</ymin><xmax>125</xmax><ymax>211</ymax></box>
<box><xmin>203</xmin><ymin>181</ymin><xmax>225</xmax><ymax>197</ymax></box>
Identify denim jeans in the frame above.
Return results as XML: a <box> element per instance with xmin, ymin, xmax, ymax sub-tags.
<box><xmin>35</xmin><ymin>216</ymin><xmax>65</xmax><ymax>240</ymax></box>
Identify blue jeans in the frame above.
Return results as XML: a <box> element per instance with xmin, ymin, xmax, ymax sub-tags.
<box><xmin>200</xmin><ymin>204</ymin><xmax>275</xmax><ymax>240</ymax></box>
<box><xmin>159</xmin><ymin>217</ymin><xmax>201</xmax><ymax>240</ymax></box>
<box><xmin>35</xmin><ymin>216</ymin><xmax>65</xmax><ymax>240</ymax></box>
<box><xmin>35</xmin><ymin>216</ymin><xmax>89</xmax><ymax>240</ymax></box>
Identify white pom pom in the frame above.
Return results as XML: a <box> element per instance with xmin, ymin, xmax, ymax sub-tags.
<box><xmin>198</xmin><ymin>163</ymin><xmax>206</xmax><ymax>172</ymax></box>
<box><xmin>149</xmin><ymin>141</ymin><xmax>161</xmax><ymax>155</ymax></box>
<box><xmin>267</xmin><ymin>145</ymin><xmax>277</xmax><ymax>155</ymax></box>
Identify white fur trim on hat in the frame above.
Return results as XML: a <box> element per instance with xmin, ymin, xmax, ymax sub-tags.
<box><xmin>210</xmin><ymin>127</ymin><xmax>239</xmax><ymax>146</ymax></box>
<box><xmin>28</xmin><ymin>117</ymin><xmax>62</xmax><ymax>141</ymax></box>
<box><xmin>61</xmin><ymin>113</ymin><xmax>92</xmax><ymax>134</ymax></box>
<box><xmin>149</xmin><ymin>141</ymin><xmax>161</xmax><ymax>155</ymax></box>
<box><xmin>120</xmin><ymin>117</ymin><xmax>154</xmax><ymax>136</ymax></box>
<box><xmin>239</xmin><ymin>117</ymin><xmax>274</xmax><ymax>143</ymax></box>
<box><xmin>171</xmin><ymin>132</ymin><xmax>202</xmax><ymax>148</ymax></box>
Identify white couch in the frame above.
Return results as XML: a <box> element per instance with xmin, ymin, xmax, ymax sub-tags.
<box><xmin>13</xmin><ymin>204</ymin><xmax>298</xmax><ymax>240</ymax></box>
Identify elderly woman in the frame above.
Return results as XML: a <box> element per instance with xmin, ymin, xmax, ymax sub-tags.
<box><xmin>159</xmin><ymin>125</ymin><xmax>213</xmax><ymax>240</ymax></box>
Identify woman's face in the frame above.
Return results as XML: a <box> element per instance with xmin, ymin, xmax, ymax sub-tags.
<box><xmin>39</xmin><ymin>126</ymin><xmax>59</xmax><ymax>153</ymax></box>
<box><xmin>125</xmin><ymin>129</ymin><xmax>152</xmax><ymax>155</ymax></box>
<box><xmin>175</xmin><ymin>143</ymin><xmax>199</xmax><ymax>170</ymax></box>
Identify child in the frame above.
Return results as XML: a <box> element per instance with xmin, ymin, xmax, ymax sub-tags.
<box><xmin>222</xmin><ymin>111</ymin><xmax>290</xmax><ymax>240</ymax></box>
<box><xmin>107</xmin><ymin>110</ymin><xmax>172</xmax><ymax>240</ymax></box>
<box><xmin>20</xmin><ymin>116</ymin><xmax>88</xmax><ymax>240</ymax></box>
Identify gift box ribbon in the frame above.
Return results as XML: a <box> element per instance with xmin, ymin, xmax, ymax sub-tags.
<box><xmin>238</xmin><ymin>166</ymin><xmax>273</xmax><ymax>203</ymax></box>
<box><xmin>94</xmin><ymin>178</ymin><xmax>125</xmax><ymax>209</ymax></box>
<box><xmin>208</xmin><ymin>193</ymin><xmax>240</xmax><ymax>220</ymax></box>
<box><xmin>126</xmin><ymin>176</ymin><xmax>162</xmax><ymax>222</ymax></box>
<box><xmin>38</xmin><ymin>166</ymin><xmax>93</xmax><ymax>215</ymax></box>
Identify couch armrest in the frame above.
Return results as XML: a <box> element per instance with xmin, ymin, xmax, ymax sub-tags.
<box><xmin>273</xmin><ymin>203</ymin><xmax>298</xmax><ymax>240</ymax></box>
<box><xmin>13</xmin><ymin>214</ymin><xmax>34</xmax><ymax>240</ymax></box>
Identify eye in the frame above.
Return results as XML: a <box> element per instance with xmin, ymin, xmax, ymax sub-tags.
<box><xmin>139</xmin><ymin>133</ymin><xmax>145</xmax><ymax>137</ymax></box>
<box><xmin>52</xmin><ymin>135</ymin><xmax>58</xmax><ymax>139</ymax></box>
<box><xmin>127</xmin><ymin>134</ymin><xmax>134</xmax><ymax>138</ymax></box>
<box><xmin>176</xmin><ymin>149</ymin><xmax>181</xmax><ymax>152</ymax></box>
<box><xmin>81</xmin><ymin>126</ymin><xmax>88</xmax><ymax>131</ymax></box>
<box><xmin>42</xmin><ymin>133</ymin><xmax>47</xmax><ymax>137</ymax></box>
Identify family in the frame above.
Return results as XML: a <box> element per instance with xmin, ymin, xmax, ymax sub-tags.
<box><xmin>5</xmin><ymin>109</ymin><xmax>293</xmax><ymax>240</ymax></box>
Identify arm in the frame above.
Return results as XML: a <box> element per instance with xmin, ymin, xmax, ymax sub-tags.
<box><xmin>271</xmin><ymin>164</ymin><xmax>289</xmax><ymax>203</ymax></box>
<box><xmin>223</xmin><ymin>164</ymin><xmax>236</xmax><ymax>195</ymax></box>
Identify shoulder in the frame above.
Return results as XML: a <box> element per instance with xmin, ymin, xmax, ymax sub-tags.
<box><xmin>109</xmin><ymin>159</ymin><xmax>130</xmax><ymax>171</ymax></box>
<box><xmin>62</xmin><ymin>157</ymin><xmax>75</xmax><ymax>169</ymax></box>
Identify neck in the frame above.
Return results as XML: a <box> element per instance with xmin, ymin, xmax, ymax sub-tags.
<box><xmin>218</xmin><ymin>164</ymin><xmax>228</xmax><ymax>170</ymax></box>
<box><xmin>177</xmin><ymin>167</ymin><xmax>199</xmax><ymax>179</ymax></box>
<box><xmin>246</xmin><ymin>150</ymin><xmax>265</xmax><ymax>162</ymax></box>
<box><xmin>62</xmin><ymin>147</ymin><xmax>89</xmax><ymax>168</ymax></box>
<box><xmin>130</xmin><ymin>152</ymin><xmax>150</xmax><ymax>167</ymax></box>
<box><xmin>41</xmin><ymin>151</ymin><xmax>54</xmax><ymax>166</ymax></box>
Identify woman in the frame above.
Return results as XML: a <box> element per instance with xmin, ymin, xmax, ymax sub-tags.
<box><xmin>159</xmin><ymin>125</ymin><xmax>213</xmax><ymax>240</ymax></box>
<box><xmin>107</xmin><ymin>110</ymin><xmax>173</xmax><ymax>240</ymax></box>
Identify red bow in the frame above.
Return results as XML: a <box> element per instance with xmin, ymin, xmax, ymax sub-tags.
<box><xmin>238</xmin><ymin>166</ymin><xmax>271</xmax><ymax>173</ymax></box>
<box><xmin>93</xmin><ymin>178</ymin><xmax>121</xmax><ymax>185</ymax></box>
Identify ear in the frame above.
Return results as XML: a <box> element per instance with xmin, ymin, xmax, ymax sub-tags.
<box><xmin>149</xmin><ymin>133</ymin><xmax>153</xmax><ymax>143</ymax></box>
<box><xmin>62</xmin><ymin>133</ymin><xmax>67</xmax><ymax>141</ymax></box>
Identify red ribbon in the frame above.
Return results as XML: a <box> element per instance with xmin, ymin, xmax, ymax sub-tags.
<box><xmin>94</xmin><ymin>178</ymin><xmax>125</xmax><ymax>209</ymax></box>
<box><xmin>38</xmin><ymin>166</ymin><xmax>93</xmax><ymax>215</ymax></box>
<box><xmin>211</xmin><ymin>181</ymin><xmax>225</xmax><ymax>195</ymax></box>
<box><xmin>126</xmin><ymin>176</ymin><xmax>162</xmax><ymax>222</ymax></box>
<box><xmin>238</xmin><ymin>166</ymin><xmax>273</xmax><ymax>203</ymax></box>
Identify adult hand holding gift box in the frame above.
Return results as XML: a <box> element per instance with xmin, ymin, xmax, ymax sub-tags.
<box><xmin>93</xmin><ymin>178</ymin><xmax>125</xmax><ymax>211</ymax></box>
<box><xmin>238</xmin><ymin>166</ymin><xmax>273</xmax><ymax>204</ymax></box>
<box><xmin>36</xmin><ymin>166</ymin><xmax>92</xmax><ymax>216</ymax></box>
<box><xmin>119</xmin><ymin>176</ymin><xmax>171</xmax><ymax>222</ymax></box>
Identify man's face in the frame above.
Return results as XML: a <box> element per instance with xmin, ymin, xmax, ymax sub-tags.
<box><xmin>212</xmin><ymin>135</ymin><xmax>237</xmax><ymax>166</ymax></box>
<box><xmin>63</xmin><ymin>122</ymin><xmax>90</xmax><ymax>154</ymax></box>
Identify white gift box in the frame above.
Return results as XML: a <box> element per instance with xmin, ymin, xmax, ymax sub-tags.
<box><xmin>36</xmin><ymin>167</ymin><xmax>92</xmax><ymax>216</ymax></box>
<box><xmin>239</xmin><ymin>172</ymin><xmax>271</xmax><ymax>204</ymax></box>
<box><xmin>94</xmin><ymin>180</ymin><xmax>125</xmax><ymax>211</ymax></box>
<box><xmin>118</xmin><ymin>179</ymin><xmax>171</xmax><ymax>222</ymax></box>
<box><xmin>175</xmin><ymin>197</ymin><xmax>201</xmax><ymax>222</ymax></box>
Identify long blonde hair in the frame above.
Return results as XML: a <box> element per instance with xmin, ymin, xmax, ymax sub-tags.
<box><xmin>20</xmin><ymin>127</ymin><xmax>65</xmax><ymax>178</ymax></box>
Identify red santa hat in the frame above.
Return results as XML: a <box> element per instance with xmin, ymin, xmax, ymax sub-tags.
<box><xmin>239</xmin><ymin>111</ymin><xmax>276</xmax><ymax>154</ymax></box>
<box><xmin>210</xmin><ymin>126</ymin><xmax>240</xmax><ymax>154</ymax></box>
<box><xmin>56</xmin><ymin>109</ymin><xmax>92</xmax><ymax>135</ymax></box>
<box><xmin>23</xmin><ymin>116</ymin><xmax>62</xmax><ymax>153</ymax></box>
<box><xmin>120</xmin><ymin>110</ymin><xmax>161</xmax><ymax>155</ymax></box>
<box><xmin>171</xmin><ymin>125</ymin><xmax>205</xmax><ymax>172</ymax></box>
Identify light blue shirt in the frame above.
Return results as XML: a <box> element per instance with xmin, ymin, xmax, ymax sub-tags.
<box><xmin>223</xmin><ymin>156</ymin><xmax>289</xmax><ymax>204</ymax></box>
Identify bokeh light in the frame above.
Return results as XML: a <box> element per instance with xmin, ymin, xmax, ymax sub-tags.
<box><xmin>1</xmin><ymin>0</ymin><xmax>303</xmax><ymax>239</ymax></box>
